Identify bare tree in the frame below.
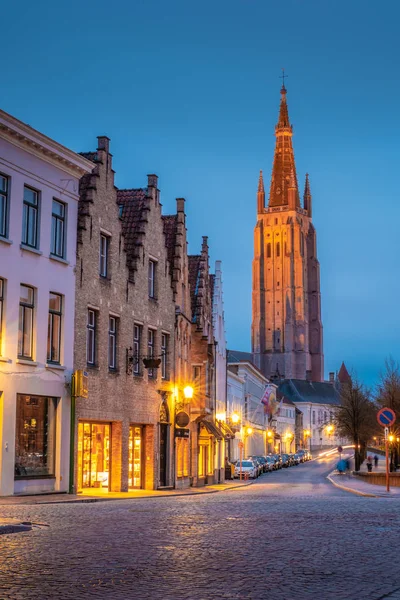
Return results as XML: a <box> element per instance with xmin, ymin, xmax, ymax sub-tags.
<box><xmin>335</xmin><ymin>375</ymin><xmax>378</xmax><ymax>471</ymax></box>
<box><xmin>376</xmin><ymin>356</ymin><xmax>400</xmax><ymax>416</ymax></box>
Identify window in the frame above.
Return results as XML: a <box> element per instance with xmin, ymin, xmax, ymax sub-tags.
<box><xmin>276</xmin><ymin>242</ymin><xmax>280</xmax><ymax>257</ymax></box>
<box><xmin>148</xmin><ymin>329</ymin><xmax>155</xmax><ymax>378</ymax></box>
<box><xmin>99</xmin><ymin>234</ymin><xmax>109</xmax><ymax>278</ymax></box>
<box><xmin>18</xmin><ymin>285</ymin><xmax>34</xmax><ymax>359</ymax></box>
<box><xmin>133</xmin><ymin>324</ymin><xmax>142</xmax><ymax>375</ymax></box>
<box><xmin>87</xmin><ymin>309</ymin><xmax>97</xmax><ymax>365</ymax></box>
<box><xmin>0</xmin><ymin>278</ymin><xmax>3</xmax><ymax>353</ymax></box>
<box><xmin>193</xmin><ymin>365</ymin><xmax>201</xmax><ymax>383</ymax></box>
<box><xmin>51</xmin><ymin>200</ymin><xmax>66</xmax><ymax>258</ymax></box>
<box><xmin>47</xmin><ymin>293</ymin><xmax>62</xmax><ymax>364</ymax></box>
<box><xmin>15</xmin><ymin>395</ymin><xmax>56</xmax><ymax>478</ymax></box>
<box><xmin>267</xmin><ymin>243</ymin><xmax>271</xmax><ymax>258</ymax></box>
<box><xmin>148</xmin><ymin>260</ymin><xmax>156</xmax><ymax>298</ymax></box>
<box><xmin>300</xmin><ymin>232</ymin><xmax>304</xmax><ymax>257</ymax></box>
<box><xmin>118</xmin><ymin>204</ymin><xmax>124</xmax><ymax>219</ymax></box>
<box><xmin>0</xmin><ymin>174</ymin><xmax>9</xmax><ymax>238</ymax></box>
<box><xmin>22</xmin><ymin>186</ymin><xmax>39</xmax><ymax>248</ymax></box>
<box><xmin>108</xmin><ymin>316</ymin><xmax>117</xmax><ymax>370</ymax></box>
<box><xmin>161</xmin><ymin>333</ymin><xmax>169</xmax><ymax>380</ymax></box>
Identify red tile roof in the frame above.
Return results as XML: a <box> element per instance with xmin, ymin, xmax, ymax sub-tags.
<box><xmin>117</xmin><ymin>188</ymin><xmax>149</xmax><ymax>281</ymax></box>
<box><xmin>188</xmin><ymin>255</ymin><xmax>201</xmax><ymax>322</ymax></box>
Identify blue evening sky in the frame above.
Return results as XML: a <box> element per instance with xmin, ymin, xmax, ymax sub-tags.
<box><xmin>2</xmin><ymin>0</ymin><xmax>400</xmax><ymax>387</ymax></box>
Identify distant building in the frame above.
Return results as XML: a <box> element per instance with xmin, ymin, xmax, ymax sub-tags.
<box><xmin>227</xmin><ymin>350</ymin><xmax>270</xmax><ymax>460</ymax></box>
<box><xmin>277</xmin><ymin>374</ymin><xmax>345</xmax><ymax>451</ymax></box>
<box><xmin>252</xmin><ymin>83</ymin><xmax>323</xmax><ymax>381</ymax></box>
<box><xmin>0</xmin><ymin>110</ymin><xmax>92</xmax><ymax>495</ymax></box>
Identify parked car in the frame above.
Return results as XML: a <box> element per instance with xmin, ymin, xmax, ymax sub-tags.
<box><xmin>248</xmin><ymin>457</ymin><xmax>263</xmax><ymax>476</ymax></box>
<box><xmin>293</xmin><ymin>453</ymin><xmax>301</xmax><ymax>465</ymax></box>
<box><xmin>280</xmin><ymin>453</ymin><xmax>290</xmax><ymax>468</ymax></box>
<box><xmin>234</xmin><ymin>460</ymin><xmax>258</xmax><ymax>479</ymax></box>
<box><xmin>264</xmin><ymin>456</ymin><xmax>276</xmax><ymax>471</ymax></box>
<box><xmin>272</xmin><ymin>454</ymin><xmax>282</xmax><ymax>469</ymax></box>
<box><xmin>296</xmin><ymin>450</ymin><xmax>307</xmax><ymax>463</ymax></box>
<box><xmin>254</xmin><ymin>456</ymin><xmax>269</xmax><ymax>473</ymax></box>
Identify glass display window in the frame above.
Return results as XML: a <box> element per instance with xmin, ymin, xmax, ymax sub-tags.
<box><xmin>15</xmin><ymin>395</ymin><xmax>57</xmax><ymax>478</ymax></box>
<box><xmin>128</xmin><ymin>426</ymin><xmax>142</xmax><ymax>488</ymax></box>
<box><xmin>77</xmin><ymin>422</ymin><xmax>110</xmax><ymax>491</ymax></box>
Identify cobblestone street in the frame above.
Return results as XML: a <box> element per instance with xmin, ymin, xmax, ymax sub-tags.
<box><xmin>1</xmin><ymin>457</ymin><xmax>400</xmax><ymax>600</ymax></box>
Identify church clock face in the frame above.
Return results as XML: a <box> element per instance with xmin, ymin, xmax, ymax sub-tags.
<box><xmin>276</xmin><ymin>187</ymin><xmax>281</xmax><ymax>195</ymax></box>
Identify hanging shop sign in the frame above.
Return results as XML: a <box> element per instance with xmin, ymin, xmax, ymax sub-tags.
<box><xmin>176</xmin><ymin>411</ymin><xmax>190</xmax><ymax>428</ymax></box>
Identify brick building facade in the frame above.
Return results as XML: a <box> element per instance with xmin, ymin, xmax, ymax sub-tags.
<box><xmin>73</xmin><ymin>136</ymin><xmax>176</xmax><ymax>493</ymax></box>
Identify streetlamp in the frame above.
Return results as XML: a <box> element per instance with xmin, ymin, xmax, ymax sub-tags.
<box><xmin>326</xmin><ymin>424</ymin><xmax>334</xmax><ymax>447</ymax></box>
<box><xmin>266</xmin><ymin>429</ymin><xmax>273</xmax><ymax>454</ymax></box>
<box><xmin>183</xmin><ymin>386</ymin><xmax>193</xmax><ymax>400</ymax></box>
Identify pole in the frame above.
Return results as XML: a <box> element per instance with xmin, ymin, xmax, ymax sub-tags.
<box><xmin>69</xmin><ymin>373</ymin><xmax>76</xmax><ymax>495</ymax></box>
<box><xmin>240</xmin><ymin>443</ymin><xmax>243</xmax><ymax>481</ymax></box>
<box><xmin>385</xmin><ymin>429</ymin><xmax>390</xmax><ymax>493</ymax></box>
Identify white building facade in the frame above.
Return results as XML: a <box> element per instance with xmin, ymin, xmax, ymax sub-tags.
<box><xmin>212</xmin><ymin>261</ymin><xmax>227</xmax><ymax>474</ymax></box>
<box><xmin>0</xmin><ymin>110</ymin><xmax>92</xmax><ymax>495</ymax></box>
<box><xmin>227</xmin><ymin>357</ymin><xmax>269</xmax><ymax>461</ymax></box>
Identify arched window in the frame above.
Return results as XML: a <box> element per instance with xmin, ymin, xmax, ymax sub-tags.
<box><xmin>300</xmin><ymin>232</ymin><xmax>304</xmax><ymax>256</ymax></box>
<box><xmin>276</xmin><ymin>242</ymin><xmax>280</xmax><ymax>257</ymax></box>
<box><xmin>267</xmin><ymin>243</ymin><xmax>271</xmax><ymax>258</ymax></box>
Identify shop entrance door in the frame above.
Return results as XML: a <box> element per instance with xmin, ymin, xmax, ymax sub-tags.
<box><xmin>159</xmin><ymin>424</ymin><xmax>168</xmax><ymax>487</ymax></box>
<box><xmin>77</xmin><ymin>423</ymin><xmax>110</xmax><ymax>491</ymax></box>
<box><xmin>128</xmin><ymin>426</ymin><xmax>142</xmax><ymax>488</ymax></box>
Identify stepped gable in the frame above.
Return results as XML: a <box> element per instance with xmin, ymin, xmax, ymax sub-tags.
<box><xmin>278</xmin><ymin>379</ymin><xmax>341</xmax><ymax>406</ymax></box>
<box><xmin>162</xmin><ymin>215</ymin><xmax>178</xmax><ymax>268</ymax></box>
<box><xmin>188</xmin><ymin>255</ymin><xmax>201</xmax><ymax>323</ymax></box>
<box><xmin>117</xmin><ymin>188</ymin><xmax>150</xmax><ymax>283</ymax></box>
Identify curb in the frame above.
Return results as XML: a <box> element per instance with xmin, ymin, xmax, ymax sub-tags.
<box><xmin>326</xmin><ymin>472</ymin><xmax>379</xmax><ymax>498</ymax></box>
<box><xmin>9</xmin><ymin>480</ymin><xmax>255</xmax><ymax>506</ymax></box>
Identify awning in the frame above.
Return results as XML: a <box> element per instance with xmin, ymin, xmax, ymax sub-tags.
<box><xmin>199</xmin><ymin>419</ymin><xmax>223</xmax><ymax>440</ymax></box>
<box><xmin>218</xmin><ymin>421</ymin><xmax>236</xmax><ymax>439</ymax></box>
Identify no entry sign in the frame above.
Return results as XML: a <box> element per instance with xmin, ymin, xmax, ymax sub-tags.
<box><xmin>377</xmin><ymin>407</ymin><xmax>396</xmax><ymax>428</ymax></box>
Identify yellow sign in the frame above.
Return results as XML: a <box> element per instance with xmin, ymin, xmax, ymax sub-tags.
<box><xmin>75</xmin><ymin>370</ymin><xmax>89</xmax><ymax>399</ymax></box>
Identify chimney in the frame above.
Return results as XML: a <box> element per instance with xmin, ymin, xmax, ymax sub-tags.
<box><xmin>176</xmin><ymin>198</ymin><xmax>185</xmax><ymax>213</ymax></box>
<box><xmin>306</xmin><ymin>370</ymin><xmax>312</xmax><ymax>382</ymax></box>
<box><xmin>147</xmin><ymin>174</ymin><xmax>158</xmax><ymax>189</ymax></box>
<box><xmin>97</xmin><ymin>136</ymin><xmax>110</xmax><ymax>153</ymax></box>
<box><xmin>329</xmin><ymin>372</ymin><xmax>335</xmax><ymax>384</ymax></box>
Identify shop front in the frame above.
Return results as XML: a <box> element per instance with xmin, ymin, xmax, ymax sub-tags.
<box><xmin>197</xmin><ymin>419</ymin><xmax>223</xmax><ymax>485</ymax></box>
<box><xmin>77</xmin><ymin>422</ymin><xmax>110</xmax><ymax>492</ymax></box>
<box><xmin>128</xmin><ymin>425</ymin><xmax>143</xmax><ymax>489</ymax></box>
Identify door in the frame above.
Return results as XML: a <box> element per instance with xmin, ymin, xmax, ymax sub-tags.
<box><xmin>159</xmin><ymin>423</ymin><xmax>168</xmax><ymax>487</ymax></box>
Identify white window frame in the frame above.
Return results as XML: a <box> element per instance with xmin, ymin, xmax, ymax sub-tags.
<box><xmin>108</xmin><ymin>316</ymin><xmax>117</xmax><ymax>370</ymax></box>
<box><xmin>47</xmin><ymin>292</ymin><xmax>62</xmax><ymax>364</ymax></box>
<box><xmin>87</xmin><ymin>309</ymin><xmax>96</xmax><ymax>365</ymax></box>
<box><xmin>18</xmin><ymin>284</ymin><xmax>34</xmax><ymax>359</ymax></box>
<box><xmin>148</xmin><ymin>259</ymin><xmax>156</xmax><ymax>298</ymax></box>
<box><xmin>22</xmin><ymin>186</ymin><xmax>40</xmax><ymax>249</ymax></box>
<box><xmin>51</xmin><ymin>199</ymin><xmax>66</xmax><ymax>258</ymax></box>
<box><xmin>161</xmin><ymin>333</ymin><xmax>168</xmax><ymax>380</ymax></box>
<box><xmin>148</xmin><ymin>328</ymin><xmax>155</xmax><ymax>378</ymax></box>
<box><xmin>99</xmin><ymin>234</ymin><xmax>109</xmax><ymax>278</ymax></box>
<box><xmin>133</xmin><ymin>324</ymin><xmax>142</xmax><ymax>375</ymax></box>
<box><xmin>0</xmin><ymin>173</ymin><xmax>9</xmax><ymax>238</ymax></box>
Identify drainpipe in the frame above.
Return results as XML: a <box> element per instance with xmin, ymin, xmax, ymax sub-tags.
<box><xmin>69</xmin><ymin>373</ymin><xmax>76</xmax><ymax>494</ymax></box>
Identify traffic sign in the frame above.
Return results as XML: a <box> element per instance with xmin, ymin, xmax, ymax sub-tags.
<box><xmin>337</xmin><ymin>446</ymin><xmax>343</xmax><ymax>453</ymax></box>
<box><xmin>377</xmin><ymin>407</ymin><xmax>396</xmax><ymax>428</ymax></box>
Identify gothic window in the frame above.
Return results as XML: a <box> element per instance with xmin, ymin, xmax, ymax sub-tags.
<box><xmin>300</xmin><ymin>232</ymin><xmax>304</xmax><ymax>256</ymax></box>
<box><xmin>267</xmin><ymin>243</ymin><xmax>271</xmax><ymax>258</ymax></box>
<box><xmin>276</xmin><ymin>242</ymin><xmax>280</xmax><ymax>257</ymax></box>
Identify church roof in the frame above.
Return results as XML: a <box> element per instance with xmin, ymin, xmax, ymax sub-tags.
<box><xmin>278</xmin><ymin>379</ymin><xmax>341</xmax><ymax>406</ymax></box>
<box><xmin>337</xmin><ymin>362</ymin><xmax>351</xmax><ymax>384</ymax></box>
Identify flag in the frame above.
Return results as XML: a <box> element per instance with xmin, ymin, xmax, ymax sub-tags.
<box><xmin>261</xmin><ymin>385</ymin><xmax>277</xmax><ymax>415</ymax></box>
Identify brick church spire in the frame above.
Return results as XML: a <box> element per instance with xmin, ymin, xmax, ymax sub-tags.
<box><xmin>252</xmin><ymin>82</ymin><xmax>324</xmax><ymax>382</ymax></box>
<box><xmin>269</xmin><ymin>85</ymin><xmax>300</xmax><ymax>209</ymax></box>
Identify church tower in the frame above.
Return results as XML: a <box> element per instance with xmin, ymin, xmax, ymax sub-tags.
<box><xmin>251</xmin><ymin>84</ymin><xmax>324</xmax><ymax>381</ymax></box>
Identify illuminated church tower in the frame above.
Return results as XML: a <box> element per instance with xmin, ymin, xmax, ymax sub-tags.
<box><xmin>251</xmin><ymin>84</ymin><xmax>324</xmax><ymax>381</ymax></box>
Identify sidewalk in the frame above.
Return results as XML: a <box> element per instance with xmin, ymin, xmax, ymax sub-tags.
<box><xmin>0</xmin><ymin>479</ymin><xmax>253</xmax><ymax>506</ymax></box>
<box><xmin>327</xmin><ymin>455</ymin><xmax>400</xmax><ymax>498</ymax></box>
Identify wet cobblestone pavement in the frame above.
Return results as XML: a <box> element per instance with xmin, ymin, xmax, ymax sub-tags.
<box><xmin>1</xmin><ymin>457</ymin><xmax>400</xmax><ymax>599</ymax></box>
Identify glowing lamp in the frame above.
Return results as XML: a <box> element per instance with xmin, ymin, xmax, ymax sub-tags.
<box><xmin>183</xmin><ymin>386</ymin><xmax>193</xmax><ymax>399</ymax></box>
<box><xmin>246</xmin><ymin>427</ymin><xmax>253</xmax><ymax>435</ymax></box>
<box><xmin>231</xmin><ymin>412</ymin><xmax>240</xmax><ymax>425</ymax></box>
